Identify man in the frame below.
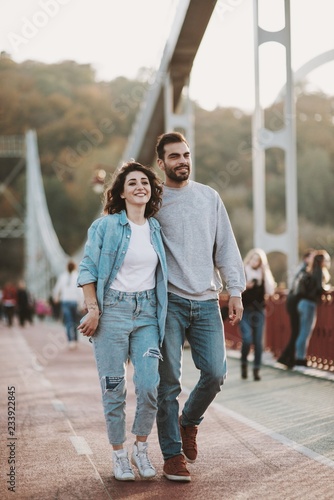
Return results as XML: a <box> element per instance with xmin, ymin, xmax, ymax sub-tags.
<box><xmin>155</xmin><ymin>132</ymin><xmax>245</xmax><ymax>482</ymax></box>
<box><xmin>53</xmin><ymin>261</ymin><xmax>84</xmax><ymax>349</ymax></box>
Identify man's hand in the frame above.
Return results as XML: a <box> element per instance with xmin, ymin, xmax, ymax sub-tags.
<box><xmin>228</xmin><ymin>296</ymin><xmax>243</xmax><ymax>325</ymax></box>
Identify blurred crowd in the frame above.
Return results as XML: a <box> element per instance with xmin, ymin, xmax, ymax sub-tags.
<box><xmin>220</xmin><ymin>247</ymin><xmax>332</xmax><ymax>379</ymax></box>
<box><xmin>0</xmin><ymin>279</ymin><xmax>58</xmax><ymax>327</ymax></box>
<box><xmin>0</xmin><ymin>261</ymin><xmax>85</xmax><ymax>353</ymax></box>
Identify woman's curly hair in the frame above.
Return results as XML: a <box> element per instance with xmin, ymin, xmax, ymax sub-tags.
<box><xmin>103</xmin><ymin>161</ymin><xmax>163</xmax><ymax>218</ymax></box>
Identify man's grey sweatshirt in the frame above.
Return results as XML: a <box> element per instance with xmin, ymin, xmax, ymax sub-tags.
<box><xmin>155</xmin><ymin>181</ymin><xmax>246</xmax><ymax>301</ymax></box>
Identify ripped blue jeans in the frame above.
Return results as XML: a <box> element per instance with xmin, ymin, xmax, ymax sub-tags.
<box><xmin>92</xmin><ymin>288</ymin><xmax>161</xmax><ymax>446</ymax></box>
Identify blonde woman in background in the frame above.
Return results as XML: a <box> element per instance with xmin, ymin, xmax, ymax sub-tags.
<box><xmin>240</xmin><ymin>248</ymin><xmax>276</xmax><ymax>381</ymax></box>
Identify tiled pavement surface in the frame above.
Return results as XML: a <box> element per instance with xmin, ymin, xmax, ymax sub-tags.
<box><xmin>1</xmin><ymin>319</ymin><xmax>333</xmax><ymax>499</ymax></box>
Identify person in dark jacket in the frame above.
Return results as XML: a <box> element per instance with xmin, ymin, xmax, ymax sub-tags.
<box><xmin>294</xmin><ymin>250</ymin><xmax>331</xmax><ymax>367</ymax></box>
<box><xmin>277</xmin><ymin>249</ymin><xmax>314</xmax><ymax>368</ymax></box>
<box><xmin>17</xmin><ymin>280</ymin><xmax>33</xmax><ymax>326</ymax></box>
<box><xmin>2</xmin><ymin>281</ymin><xmax>17</xmax><ymax>327</ymax></box>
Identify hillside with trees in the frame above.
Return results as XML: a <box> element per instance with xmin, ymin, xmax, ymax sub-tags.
<box><xmin>0</xmin><ymin>56</ymin><xmax>333</xmax><ymax>284</ymax></box>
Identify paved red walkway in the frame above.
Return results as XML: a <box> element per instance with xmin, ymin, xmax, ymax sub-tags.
<box><xmin>1</xmin><ymin>320</ymin><xmax>333</xmax><ymax>499</ymax></box>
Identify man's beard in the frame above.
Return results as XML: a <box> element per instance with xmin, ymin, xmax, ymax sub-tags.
<box><xmin>164</xmin><ymin>164</ymin><xmax>190</xmax><ymax>183</ymax></box>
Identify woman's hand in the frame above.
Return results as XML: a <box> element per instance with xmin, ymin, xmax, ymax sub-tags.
<box><xmin>79</xmin><ymin>283</ymin><xmax>99</xmax><ymax>337</ymax></box>
<box><xmin>78</xmin><ymin>309</ymin><xmax>100</xmax><ymax>337</ymax></box>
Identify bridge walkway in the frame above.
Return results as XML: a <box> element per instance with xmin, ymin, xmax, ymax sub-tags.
<box><xmin>1</xmin><ymin>320</ymin><xmax>333</xmax><ymax>499</ymax></box>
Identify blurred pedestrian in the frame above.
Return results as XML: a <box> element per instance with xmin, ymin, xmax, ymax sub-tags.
<box><xmin>294</xmin><ymin>250</ymin><xmax>331</xmax><ymax>367</ymax></box>
<box><xmin>239</xmin><ymin>248</ymin><xmax>276</xmax><ymax>381</ymax></box>
<box><xmin>17</xmin><ymin>280</ymin><xmax>33</xmax><ymax>326</ymax></box>
<box><xmin>277</xmin><ymin>249</ymin><xmax>314</xmax><ymax>368</ymax></box>
<box><xmin>53</xmin><ymin>261</ymin><xmax>83</xmax><ymax>349</ymax></box>
<box><xmin>0</xmin><ymin>286</ymin><xmax>4</xmax><ymax>322</ymax></box>
<box><xmin>49</xmin><ymin>294</ymin><xmax>61</xmax><ymax>321</ymax></box>
<box><xmin>2</xmin><ymin>281</ymin><xmax>17</xmax><ymax>327</ymax></box>
<box><xmin>77</xmin><ymin>161</ymin><xmax>167</xmax><ymax>481</ymax></box>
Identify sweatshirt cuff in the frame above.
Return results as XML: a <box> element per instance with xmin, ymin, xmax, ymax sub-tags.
<box><xmin>227</xmin><ymin>289</ymin><xmax>242</xmax><ymax>298</ymax></box>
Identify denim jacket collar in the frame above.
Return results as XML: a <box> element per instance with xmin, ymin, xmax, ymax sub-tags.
<box><xmin>119</xmin><ymin>210</ymin><xmax>128</xmax><ymax>225</ymax></box>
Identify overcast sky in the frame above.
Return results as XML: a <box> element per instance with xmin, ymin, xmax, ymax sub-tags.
<box><xmin>1</xmin><ymin>0</ymin><xmax>334</xmax><ymax>111</ymax></box>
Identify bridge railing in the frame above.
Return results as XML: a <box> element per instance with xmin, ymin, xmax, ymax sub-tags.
<box><xmin>220</xmin><ymin>291</ymin><xmax>334</xmax><ymax>373</ymax></box>
<box><xmin>0</xmin><ymin>135</ymin><xmax>25</xmax><ymax>157</ymax></box>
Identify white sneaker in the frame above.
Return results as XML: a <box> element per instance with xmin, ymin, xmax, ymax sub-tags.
<box><xmin>131</xmin><ymin>441</ymin><xmax>156</xmax><ymax>479</ymax></box>
<box><xmin>112</xmin><ymin>449</ymin><xmax>135</xmax><ymax>481</ymax></box>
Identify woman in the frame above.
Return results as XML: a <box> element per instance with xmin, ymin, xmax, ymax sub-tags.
<box><xmin>295</xmin><ymin>250</ymin><xmax>331</xmax><ymax>367</ymax></box>
<box><xmin>77</xmin><ymin>162</ymin><xmax>167</xmax><ymax>481</ymax></box>
<box><xmin>239</xmin><ymin>248</ymin><xmax>276</xmax><ymax>381</ymax></box>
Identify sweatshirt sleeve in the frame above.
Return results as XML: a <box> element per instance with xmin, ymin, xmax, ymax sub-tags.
<box><xmin>213</xmin><ymin>195</ymin><xmax>246</xmax><ymax>297</ymax></box>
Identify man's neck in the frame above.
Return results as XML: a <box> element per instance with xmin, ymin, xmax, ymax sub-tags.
<box><xmin>164</xmin><ymin>178</ymin><xmax>189</xmax><ymax>189</ymax></box>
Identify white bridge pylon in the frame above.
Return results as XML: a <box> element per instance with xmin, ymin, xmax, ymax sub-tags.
<box><xmin>25</xmin><ymin>130</ymin><xmax>70</xmax><ymax>300</ymax></box>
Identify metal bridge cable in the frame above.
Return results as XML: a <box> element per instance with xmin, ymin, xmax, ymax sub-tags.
<box><xmin>25</xmin><ymin>130</ymin><xmax>70</xmax><ymax>297</ymax></box>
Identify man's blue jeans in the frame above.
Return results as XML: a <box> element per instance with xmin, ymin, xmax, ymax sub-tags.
<box><xmin>61</xmin><ymin>301</ymin><xmax>78</xmax><ymax>342</ymax></box>
<box><xmin>92</xmin><ymin>288</ymin><xmax>161</xmax><ymax>445</ymax></box>
<box><xmin>239</xmin><ymin>307</ymin><xmax>265</xmax><ymax>369</ymax></box>
<box><xmin>296</xmin><ymin>299</ymin><xmax>317</xmax><ymax>360</ymax></box>
<box><xmin>157</xmin><ymin>293</ymin><xmax>227</xmax><ymax>460</ymax></box>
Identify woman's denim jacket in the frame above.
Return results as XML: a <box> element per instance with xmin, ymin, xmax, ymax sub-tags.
<box><xmin>77</xmin><ymin>210</ymin><xmax>168</xmax><ymax>346</ymax></box>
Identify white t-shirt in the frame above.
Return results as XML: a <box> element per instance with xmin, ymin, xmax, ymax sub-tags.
<box><xmin>111</xmin><ymin>220</ymin><xmax>158</xmax><ymax>292</ymax></box>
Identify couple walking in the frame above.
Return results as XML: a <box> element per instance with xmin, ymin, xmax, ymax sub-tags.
<box><xmin>77</xmin><ymin>132</ymin><xmax>245</xmax><ymax>482</ymax></box>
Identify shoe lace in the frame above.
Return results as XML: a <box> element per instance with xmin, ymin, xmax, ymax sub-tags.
<box><xmin>167</xmin><ymin>455</ymin><xmax>188</xmax><ymax>473</ymax></box>
<box><xmin>183</xmin><ymin>426</ymin><xmax>197</xmax><ymax>447</ymax></box>
<box><xmin>138</xmin><ymin>448</ymin><xmax>154</xmax><ymax>471</ymax></box>
<box><xmin>117</xmin><ymin>455</ymin><xmax>133</xmax><ymax>474</ymax></box>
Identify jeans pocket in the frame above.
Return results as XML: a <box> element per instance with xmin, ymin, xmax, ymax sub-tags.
<box><xmin>103</xmin><ymin>296</ymin><xmax>119</xmax><ymax>308</ymax></box>
<box><xmin>149</xmin><ymin>296</ymin><xmax>157</xmax><ymax>308</ymax></box>
<box><xmin>103</xmin><ymin>289</ymin><xmax>120</xmax><ymax>308</ymax></box>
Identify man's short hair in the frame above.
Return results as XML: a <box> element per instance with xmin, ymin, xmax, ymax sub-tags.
<box><xmin>156</xmin><ymin>132</ymin><xmax>189</xmax><ymax>160</ymax></box>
